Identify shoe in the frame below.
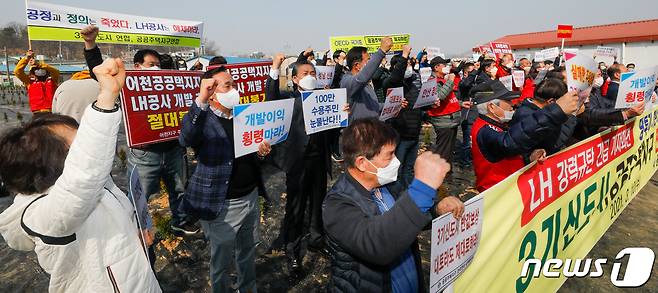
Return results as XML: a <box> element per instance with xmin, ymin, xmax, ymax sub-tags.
<box><xmin>171</xmin><ymin>220</ymin><xmax>200</xmax><ymax>236</ymax></box>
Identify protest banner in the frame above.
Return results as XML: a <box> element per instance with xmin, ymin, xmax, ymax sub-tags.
<box><xmin>533</xmin><ymin>51</ymin><xmax>545</xmax><ymax>62</ymax></box>
<box><xmin>540</xmin><ymin>47</ymin><xmax>560</xmax><ymax>60</ymax></box>
<box><xmin>330</xmin><ymin>34</ymin><xmax>410</xmax><ymax>54</ymax></box>
<box><xmin>595</xmin><ymin>46</ymin><xmax>619</xmax><ymax>58</ymax></box>
<box><xmin>233</xmin><ymin>99</ymin><xmax>294</xmax><ymax>158</ymax></box>
<box><xmin>420</xmin><ymin>67</ymin><xmax>432</xmax><ymax>83</ymax></box>
<box><xmin>301</xmin><ymin>88</ymin><xmax>348</xmax><ymax>135</ymax></box>
<box><xmin>426</xmin><ymin>47</ymin><xmax>442</xmax><ymax>61</ymax></box>
<box><xmin>222</xmin><ymin>61</ymin><xmax>273</xmax><ymax>104</ymax></box>
<box><xmin>430</xmin><ymin>195</ymin><xmax>484</xmax><ymax>293</ymax></box>
<box><xmin>315</xmin><ymin>66</ymin><xmax>335</xmax><ymax>88</ymax></box>
<box><xmin>452</xmin><ymin>106</ymin><xmax>658</xmax><ymax>293</ymax></box>
<box><xmin>119</xmin><ymin>70</ymin><xmax>201</xmax><ymax>147</ymax></box>
<box><xmin>500</xmin><ymin>75</ymin><xmax>513</xmax><ymax>91</ymax></box>
<box><xmin>379</xmin><ymin>87</ymin><xmax>404</xmax><ymax>121</ymax></box>
<box><xmin>413</xmin><ymin>79</ymin><xmax>438</xmax><ymax>109</ymax></box>
<box><xmin>489</xmin><ymin>42</ymin><xmax>513</xmax><ymax>59</ymax></box>
<box><xmin>564</xmin><ymin>53</ymin><xmax>598</xmax><ymax>100</ymax></box>
<box><xmin>25</xmin><ymin>1</ymin><xmax>203</xmax><ymax>47</ymax></box>
<box><xmin>615</xmin><ymin>66</ymin><xmax>658</xmax><ymax>109</ymax></box>
<box><xmin>478</xmin><ymin>45</ymin><xmax>493</xmax><ymax>55</ymax></box>
<box><xmin>512</xmin><ymin>70</ymin><xmax>525</xmax><ymax>88</ymax></box>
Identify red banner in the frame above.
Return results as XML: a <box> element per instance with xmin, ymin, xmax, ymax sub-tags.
<box><xmin>489</xmin><ymin>42</ymin><xmax>513</xmax><ymax>59</ymax></box>
<box><xmin>210</xmin><ymin>61</ymin><xmax>273</xmax><ymax>104</ymax></box>
<box><xmin>120</xmin><ymin>70</ymin><xmax>202</xmax><ymax>148</ymax></box>
<box><xmin>478</xmin><ymin>45</ymin><xmax>493</xmax><ymax>55</ymax></box>
<box><xmin>557</xmin><ymin>24</ymin><xmax>573</xmax><ymax>39</ymax></box>
<box><xmin>517</xmin><ymin>121</ymin><xmax>635</xmax><ymax>226</ymax></box>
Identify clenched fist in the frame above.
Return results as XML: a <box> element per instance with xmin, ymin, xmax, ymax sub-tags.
<box><xmin>93</xmin><ymin>58</ymin><xmax>126</xmax><ymax>110</ymax></box>
<box><xmin>414</xmin><ymin>151</ymin><xmax>450</xmax><ymax>189</ymax></box>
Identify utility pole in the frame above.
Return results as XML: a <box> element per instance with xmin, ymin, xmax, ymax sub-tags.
<box><xmin>4</xmin><ymin>47</ymin><xmax>10</xmax><ymax>86</ymax></box>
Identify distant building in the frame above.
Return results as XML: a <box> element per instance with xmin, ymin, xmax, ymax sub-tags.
<box><xmin>477</xmin><ymin>19</ymin><xmax>658</xmax><ymax>67</ymax></box>
<box><xmin>184</xmin><ymin>55</ymin><xmax>269</xmax><ymax>71</ymax></box>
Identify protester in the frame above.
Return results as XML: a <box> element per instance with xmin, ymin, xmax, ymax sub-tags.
<box><xmin>495</xmin><ymin>53</ymin><xmax>514</xmax><ymax>78</ymax></box>
<box><xmin>510</xmin><ymin>78</ymin><xmax>577</xmax><ymax>160</ymax></box>
<box><xmin>415</xmin><ymin>48</ymin><xmax>430</xmax><ymax>69</ymax></box>
<box><xmin>519</xmin><ymin>58</ymin><xmax>531</xmax><ymax>73</ymax></box>
<box><xmin>14</xmin><ymin>50</ymin><xmax>60</xmax><ymax>114</ymax></box>
<box><xmin>372</xmin><ymin>57</ymin><xmax>391</xmax><ymax>102</ymax></box>
<box><xmin>384</xmin><ymin>46</ymin><xmax>422</xmax><ymax>186</ymax></box>
<box><xmin>341</xmin><ymin>36</ymin><xmax>393</xmax><ymax>121</ymax></box>
<box><xmin>51</xmin><ymin>70</ymin><xmax>99</xmax><ymax>123</ymax></box>
<box><xmin>626</xmin><ymin>63</ymin><xmax>635</xmax><ymax>71</ymax></box>
<box><xmin>178</xmin><ymin>66</ymin><xmax>270</xmax><ymax>293</ymax></box>
<box><xmin>0</xmin><ymin>58</ymin><xmax>161</xmax><ymax>292</ymax></box>
<box><xmin>80</xmin><ymin>25</ymin><xmax>195</xmax><ymax>235</ymax></box>
<box><xmin>323</xmin><ymin>117</ymin><xmax>464</xmax><ymax>293</ymax></box>
<box><xmin>426</xmin><ymin>56</ymin><xmax>468</xmax><ymax>177</ymax></box>
<box><xmin>266</xmin><ymin>54</ymin><xmax>349</xmax><ymax>273</ymax></box>
<box><xmin>599</xmin><ymin>63</ymin><xmax>627</xmax><ymax>108</ymax></box>
<box><xmin>470</xmin><ymin>79</ymin><xmax>580</xmax><ymax>191</ymax></box>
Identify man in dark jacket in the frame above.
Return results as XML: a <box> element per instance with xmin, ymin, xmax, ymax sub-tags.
<box><xmin>470</xmin><ymin>80</ymin><xmax>580</xmax><ymax>191</ymax></box>
<box><xmin>323</xmin><ymin>118</ymin><xmax>464</xmax><ymax>293</ymax></box>
<box><xmin>179</xmin><ymin>67</ymin><xmax>271</xmax><ymax>293</ymax></box>
<box><xmin>80</xmin><ymin>25</ymin><xmax>196</xmax><ymax>234</ymax></box>
<box><xmin>382</xmin><ymin>45</ymin><xmax>422</xmax><ymax>187</ymax></box>
<box><xmin>266</xmin><ymin>54</ymin><xmax>349</xmax><ymax>272</ymax></box>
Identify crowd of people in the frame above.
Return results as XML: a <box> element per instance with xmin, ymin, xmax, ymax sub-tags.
<box><xmin>0</xmin><ymin>24</ymin><xmax>657</xmax><ymax>293</ymax></box>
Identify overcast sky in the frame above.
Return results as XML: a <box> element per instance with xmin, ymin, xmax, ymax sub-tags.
<box><xmin>4</xmin><ymin>0</ymin><xmax>658</xmax><ymax>56</ymax></box>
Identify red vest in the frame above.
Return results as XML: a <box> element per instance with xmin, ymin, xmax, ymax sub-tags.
<box><xmin>427</xmin><ymin>77</ymin><xmax>461</xmax><ymax>117</ymax></box>
<box><xmin>470</xmin><ymin>116</ymin><xmax>525</xmax><ymax>192</ymax></box>
<box><xmin>27</xmin><ymin>78</ymin><xmax>56</xmax><ymax>112</ymax></box>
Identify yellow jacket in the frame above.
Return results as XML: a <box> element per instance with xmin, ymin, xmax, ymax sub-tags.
<box><xmin>14</xmin><ymin>57</ymin><xmax>60</xmax><ymax>89</ymax></box>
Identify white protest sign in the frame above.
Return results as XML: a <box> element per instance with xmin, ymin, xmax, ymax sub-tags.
<box><xmin>26</xmin><ymin>1</ymin><xmax>204</xmax><ymax>47</ymax></box>
<box><xmin>565</xmin><ymin>53</ymin><xmax>598</xmax><ymax>100</ymax></box>
<box><xmin>414</xmin><ymin>79</ymin><xmax>438</xmax><ymax>109</ymax></box>
<box><xmin>540</xmin><ymin>47</ymin><xmax>560</xmax><ymax>60</ymax></box>
<box><xmin>533</xmin><ymin>51</ymin><xmax>545</xmax><ymax>62</ymax></box>
<box><xmin>512</xmin><ymin>70</ymin><xmax>525</xmax><ymax>88</ymax></box>
<box><xmin>380</xmin><ymin>87</ymin><xmax>404</xmax><ymax>121</ymax></box>
<box><xmin>427</xmin><ymin>47</ymin><xmax>442</xmax><ymax>61</ymax></box>
<box><xmin>430</xmin><ymin>195</ymin><xmax>484</xmax><ymax>293</ymax></box>
<box><xmin>301</xmin><ymin>88</ymin><xmax>349</xmax><ymax>134</ymax></box>
<box><xmin>233</xmin><ymin>99</ymin><xmax>294</xmax><ymax>158</ymax></box>
<box><xmin>595</xmin><ymin>46</ymin><xmax>619</xmax><ymax>58</ymax></box>
<box><xmin>315</xmin><ymin>66</ymin><xmax>335</xmax><ymax>88</ymax></box>
<box><xmin>614</xmin><ymin>66</ymin><xmax>658</xmax><ymax>109</ymax></box>
<box><xmin>499</xmin><ymin>75</ymin><xmax>513</xmax><ymax>91</ymax></box>
<box><xmin>420</xmin><ymin>67</ymin><xmax>432</xmax><ymax>83</ymax></box>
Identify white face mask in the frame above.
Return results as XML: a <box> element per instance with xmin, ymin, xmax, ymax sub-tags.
<box><xmin>141</xmin><ymin>65</ymin><xmax>160</xmax><ymax>71</ymax></box>
<box><xmin>628</xmin><ymin>68</ymin><xmax>635</xmax><ymax>72</ymax></box>
<box><xmin>215</xmin><ymin>88</ymin><xmax>240</xmax><ymax>113</ymax></box>
<box><xmin>593</xmin><ymin>76</ymin><xmax>604</xmax><ymax>88</ymax></box>
<box><xmin>505</xmin><ymin>63</ymin><xmax>514</xmax><ymax>69</ymax></box>
<box><xmin>298</xmin><ymin>75</ymin><xmax>317</xmax><ymax>91</ymax></box>
<box><xmin>366</xmin><ymin>157</ymin><xmax>401</xmax><ymax>186</ymax></box>
<box><xmin>494</xmin><ymin>103</ymin><xmax>514</xmax><ymax>123</ymax></box>
<box><xmin>413</xmin><ymin>64</ymin><xmax>420</xmax><ymax>70</ymax></box>
<box><xmin>489</xmin><ymin>66</ymin><xmax>498</xmax><ymax>77</ymax></box>
<box><xmin>523</xmin><ymin>66</ymin><xmax>531</xmax><ymax>72</ymax></box>
<box><xmin>441</xmin><ymin>66</ymin><xmax>450</xmax><ymax>75</ymax></box>
<box><xmin>404</xmin><ymin>67</ymin><xmax>413</xmax><ymax>78</ymax></box>
<box><xmin>34</xmin><ymin>69</ymin><xmax>47</xmax><ymax>77</ymax></box>
<box><xmin>341</xmin><ymin>59</ymin><xmax>347</xmax><ymax>66</ymax></box>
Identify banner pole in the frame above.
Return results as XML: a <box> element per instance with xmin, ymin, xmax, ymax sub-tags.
<box><xmin>559</xmin><ymin>38</ymin><xmax>565</xmax><ymax>66</ymax></box>
<box><xmin>25</xmin><ymin>0</ymin><xmax>32</xmax><ymax>50</ymax></box>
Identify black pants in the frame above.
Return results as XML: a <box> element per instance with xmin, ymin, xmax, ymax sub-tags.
<box><xmin>282</xmin><ymin>155</ymin><xmax>328</xmax><ymax>258</ymax></box>
<box><xmin>433</xmin><ymin>126</ymin><xmax>459</xmax><ymax>164</ymax></box>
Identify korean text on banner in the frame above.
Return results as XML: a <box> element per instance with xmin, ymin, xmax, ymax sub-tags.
<box><xmin>564</xmin><ymin>53</ymin><xmax>598</xmax><ymax>99</ymax></box>
<box><xmin>430</xmin><ymin>196</ymin><xmax>484</xmax><ymax>293</ymax></box>
<box><xmin>221</xmin><ymin>61</ymin><xmax>273</xmax><ymax>104</ymax></box>
<box><xmin>453</xmin><ymin>106</ymin><xmax>658</xmax><ymax>293</ymax></box>
<box><xmin>330</xmin><ymin>34</ymin><xmax>410</xmax><ymax>54</ymax></box>
<box><xmin>489</xmin><ymin>42</ymin><xmax>513</xmax><ymax>58</ymax></box>
<box><xmin>26</xmin><ymin>1</ymin><xmax>203</xmax><ymax>47</ymax></box>
<box><xmin>512</xmin><ymin>70</ymin><xmax>525</xmax><ymax>88</ymax></box>
<box><xmin>379</xmin><ymin>87</ymin><xmax>404</xmax><ymax>121</ymax></box>
<box><xmin>540</xmin><ymin>47</ymin><xmax>560</xmax><ymax>60</ymax></box>
<box><xmin>233</xmin><ymin>98</ymin><xmax>294</xmax><ymax>158</ymax></box>
<box><xmin>500</xmin><ymin>75</ymin><xmax>513</xmax><ymax>91</ymax></box>
<box><xmin>120</xmin><ymin>70</ymin><xmax>201</xmax><ymax>148</ymax></box>
<box><xmin>615</xmin><ymin>66</ymin><xmax>658</xmax><ymax>109</ymax></box>
<box><xmin>414</xmin><ymin>79</ymin><xmax>438</xmax><ymax>109</ymax></box>
<box><xmin>595</xmin><ymin>46</ymin><xmax>619</xmax><ymax>58</ymax></box>
<box><xmin>301</xmin><ymin>88</ymin><xmax>348</xmax><ymax>135</ymax></box>
<box><xmin>315</xmin><ymin>66</ymin><xmax>335</xmax><ymax>88</ymax></box>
